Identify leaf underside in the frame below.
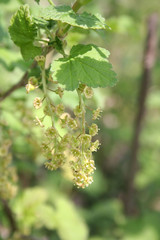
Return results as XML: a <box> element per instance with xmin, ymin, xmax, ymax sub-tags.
<box><xmin>51</xmin><ymin>44</ymin><xmax>117</xmax><ymax>91</ymax></box>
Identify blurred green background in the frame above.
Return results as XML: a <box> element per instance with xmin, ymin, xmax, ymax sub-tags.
<box><xmin>0</xmin><ymin>0</ymin><xmax>160</xmax><ymax>239</ymax></box>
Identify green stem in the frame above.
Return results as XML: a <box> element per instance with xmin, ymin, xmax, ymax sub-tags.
<box><xmin>36</xmin><ymin>38</ymin><xmax>49</xmax><ymax>43</ymax></box>
<box><xmin>42</xmin><ymin>65</ymin><xmax>62</xmax><ymax>142</ymax></box>
<box><xmin>45</xmin><ymin>27</ymin><xmax>54</xmax><ymax>40</ymax></box>
<box><xmin>72</xmin><ymin>1</ymin><xmax>82</xmax><ymax>12</ymax></box>
<box><xmin>77</xmin><ymin>90</ymin><xmax>85</xmax><ymax>164</ymax></box>
<box><xmin>47</xmin><ymin>0</ymin><xmax>54</xmax><ymax>6</ymax></box>
<box><xmin>77</xmin><ymin>90</ymin><xmax>85</xmax><ymax>134</ymax></box>
<box><xmin>61</xmin><ymin>25</ymin><xmax>71</xmax><ymax>36</ymax></box>
<box><xmin>41</xmin><ymin>66</ymin><xmax>55</xmax><ymax>128</ymax></box>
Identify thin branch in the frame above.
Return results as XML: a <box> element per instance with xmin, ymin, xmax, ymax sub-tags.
<box><xmin>1</xmin><ymin>199</ymin><xmax>18</xmax><ymax>233</ymax></box>
<box><xmin>0</xmin><ymin>61</ymin><xmax>37</xmax><ymax>102</ymax></box>
<box><xmin>124</xmin><ymin>13</ymin><xmax>158</xmax><ymax>215</ymax></box>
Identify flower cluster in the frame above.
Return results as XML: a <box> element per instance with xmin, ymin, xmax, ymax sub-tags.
<box><xmin>43</xmin><ymin>129</ymin><xmax>100</xmax><ymax>188</ymax></box>
<box><xmin>0</xmin><ymin>137</ymin><xmax>17</xmax><ymax>200</ymax></box>
<box><xmin>27</xmin><ymin>56</ymin><xmax>103</xmax><ymax>188</ymax></box>
<box><xmin>70</xmin><ymin>134</ymin><xmax>96</xmax><ymax>188</ymax></box>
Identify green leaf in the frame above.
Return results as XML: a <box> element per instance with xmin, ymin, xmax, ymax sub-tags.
<box><xmin>51</xmin><ymin>44</ymin><xmax>117</xmax><ymax>91</ymax></box>
<box><xmin>9</xmin><ymin>5</ymin><xmax>37</xmax><ymax>45</ymax></box>
<box><xmin>35</xmin><ymin>5</ymin><xmax>106</xmax><ymax>29</ymax></box>
<box><xmin>21</xmin><ymin>42</ymin><xmax>41</xmax><ymax>61</ymax></box>
<box><xmin>13</xmin><ymin>188</ymin><xmax>48</xmax><ymax>232</ymax></box>
<box><xmin>13</xmin><ymin>187</ymin><xmax>57</xmax><ymax>232</ymax></box>
<box><xmin>9</xmin><ymin>4</ymin><xmax>41</xmax><ymax>61</ymax></box>
<box><xmin>55</xmin><ymin>196</ymin><xmax>88</xmax><ymax>240</ymax></box>
<box><xmin>36</xmin><ymin>205</ymin><xmax>56</xmax><ymax>230</ymax></box>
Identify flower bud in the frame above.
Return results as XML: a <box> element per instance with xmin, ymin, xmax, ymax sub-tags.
<box><xmin>25</xmin><ymin>77</ymin><xmax>38</xmax><ymax>93</ymax></box>
<box><xmin>35</xmin><ymin>55</ymin><xmax>45</xmax><ymax>69</ymax></box>
<box><xmin>25</xmin><ymin>83</ymin><xmax>36</xmax><ymax>93</ymax></box>
<box><xmin>33</xmin><ymin>97</ymin><xmax>42</xmax><ymax>109</ymax></box>
<box><xmin>71</xmin><ymin>136</ymin><xmax>80</xmax><ymax>148</ymax></box>
<box><xmin>78</xmin><ymin>84</ymin><xmax>86</xmax><ymax>93</ymax></box>
<box><xmin>68</xmin><ymin>118</ymin><xmax>78</xmax><ymax>130</ymax></box>
<box><xmin>74</xmin><ymin>105</ymin><xmax>82</xmax><ymax>117</ymax></box>
<box><xmin>29</xmin><ymin>76</ymin><xmax>38</xmax><ymax>86</ymax></box>
<box><xmin>84</xmin><ymin>149</ymin><xmax>92</xmax><ymax>159</ymax></box>
<box><xmin>84</xmin><ymin>86</ymin><xmax>94</xmax><ymax>98</ymax></box>
<box><xmin>43</xmin><ymin>105</ymin><xmax>56</xmax><ymax>116</ymax></box>
<box><xmin>55</xmin><ymin>87</ymin><xmax>64</xmax><ymax>98</ymax></box>
<box><xmin>92</xmin><ymin>107</ymin><xmax>102</xmax><ymax>120</ymax></box>
<box><xmin>56</xmin><ymin>103</ymin><xmax>64</xmax><ymax>116</ymax></box>
<box><xmin>59</xmin><ymin>113</ymin><xmax>70</xmax><ymax>128</ymax></box>
<box><xmin>79</xmin><ymin>134</ymin><xmax>91</xmax><ymax>149</ymax></box>
<box><xmin>89</xmin><ymin>123</ymin><xmax>99</xmax><ymax>136</ymax></box>
<box><xmin>71</xmin><ymin>148</ymin><xmax>81</xmax><ymax>158</ymax></box>
<box><xmin>45</xmin><ymin>153</ymin><xmax>65</xmax><ymax>170</ymax></box>
<box><xmin>45</xmin><ymin>127</ymin><xmax>57</xmax><ymax>138</ymax></box>
<box><xmin>90</xmin><ymin>140</ymin><xmax>101</xmax><ymax>152</ymax></box>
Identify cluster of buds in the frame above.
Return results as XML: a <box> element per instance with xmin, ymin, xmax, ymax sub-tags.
<box><xmin>35</xmin><ymin>55</ymin><xmax>46</xmax><ymax>69</ymax></box>
<box><xmin>49</xmin><ymin>90</ymin><xmax>101</xmax><ymax>187</ymax></box>
<box><xmin>55</xmin><ymin>87</ymin><xmax>64</xmax><ymax>98</ymax></box>
<box><xmin>33</xmin><ymin>97</ymin><xmax>43</xmax><ymax>109</ymax></box>
<box><xmin>71</xmin><ymin>158</ymin><xmax>96</xmax><ymax>188</ymax></box>
<box><xmin>25</xmin><ymin>76</ymin><xmax>38</xmax><ymax>94</ymax></box>
<box><xmin>0</xmin><ymin>138</ymin><xmax>17</xmax><ymax>200</ymax></box>
<box><xmin>42</xmin><ymin>127</ymin><xmax>99</xmax><ymax>188</ymax></box>
<box><xmin>43</xmin><ymin>129</ymin><xmax>69</xmax><ymax>170</ymax></box>
<box><xmin>70</xmin><ymin>134</ymin><xmax>96</xmax><ymax>188</ymax></box>
<box><xmin>30</xmin><ymin>59</ymin><xmax>103</xmax><ymax>188</ymax></box>
<box><xmin>59</xmin><ymin>112</ymin><xmax>78</xmax><ymax>130</ymax></box>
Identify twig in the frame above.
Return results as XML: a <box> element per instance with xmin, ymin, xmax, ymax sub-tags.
<box><xmin>1</xmin><ymin>199</ymin><xmax>17</xmax><ymax>233</ymax></box>
<box><xmin>124</xmin><ymin>13</ymin><xmax>158</xmax><ymax>215</ymax></box>
<box><xmin>0</xmin><ymin>61</ymin><xmax>37</xmax><ymax>102</ymax></box>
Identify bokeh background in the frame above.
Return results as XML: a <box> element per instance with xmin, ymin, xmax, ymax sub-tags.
<box><xmin>0</xmin><ymin>0</ymin><xmax>160</xmax><ymax>239</ymax></box>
